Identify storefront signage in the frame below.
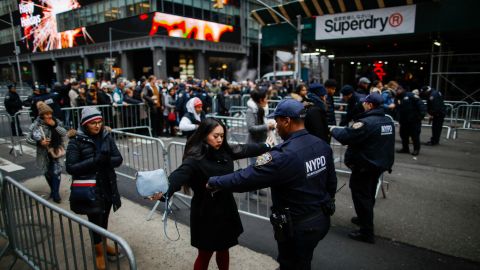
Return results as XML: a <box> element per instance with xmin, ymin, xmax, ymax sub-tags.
<box><xmin>315</xmin><ymin>5</ymin><xmax>416</xmax><ymax>40</ymax></box>
<box><xmin>19</xmin><ymin>1</ymin><xmax>40</xmax><ymax>28</ymax></box>
<box><xmin>373</xmin><ymin>61</ymin><xmax>386</xmax><ymax>81</ymax></box>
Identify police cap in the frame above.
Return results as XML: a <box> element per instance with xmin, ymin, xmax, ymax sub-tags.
<box><xmin>267</xmin><ymin>99</ymin><xmax>306</xmax><ymax>119</ymax></box>
<box><xmin>340</xmin><ymin>84</ymin><xmax>354</xmax><ymax>95</ymax></box>
<box><xmin>361</xmin><ymin>93</ymin><xmax>384</xmax><ymax>106</ymax></box>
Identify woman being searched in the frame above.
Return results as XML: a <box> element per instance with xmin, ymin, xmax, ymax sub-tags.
<box><xmin>151</xmin><ymin>118</ymin><xmax>272</xmax><ymax>270</ymax></box>
<box><xmin>66</xmin><ymin>107</ymin><xmax>123</xmax><ymax>270</ymax></box>
<box><xmin>179</xmin><ymin>97</ymin><xmax>206</xmax><ymax>139</ymax></box>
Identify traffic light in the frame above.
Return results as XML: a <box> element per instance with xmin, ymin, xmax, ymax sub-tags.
<box><xmin>213</xmin><ymin>0</ymin><xmax>224</xmax><ymax>9</ymax></box>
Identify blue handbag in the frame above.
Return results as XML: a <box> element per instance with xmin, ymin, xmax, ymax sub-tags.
<box><xmin>135</xmin><ymin>169</ymin><xmax>169</xmax><ymax>198</ymax></box>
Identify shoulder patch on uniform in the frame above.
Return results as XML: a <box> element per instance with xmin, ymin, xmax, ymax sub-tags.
<box><xmin>429</xmin><ymin>96</ymin><xmax>434</xmax><ymax>100</ymax></box>
<box><xmin>255</xmin><ymin>152</ymin><xmax>273</xmax><ymax>167</ymax></box>
<box><xmin>352</xmin><ymin>122</ymin><xmax>364</xmax><ymax>129</ymax></box>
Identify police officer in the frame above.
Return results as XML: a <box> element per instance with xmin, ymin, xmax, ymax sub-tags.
<box><xmin>208</xmin><ymin>99</ymin><xmax>337</xmax><ymax>270</ymax></box>
<box><xmin>395</xmin><ymin>86</ymin><xmax>426</xmax><ymax>156</ymax></box>
<box><xmin>331</xmin><ymin>93</ymin><xmax>394</xmax><ymax>244</ymax></box>
<box><xmin>421</xmin><ymin>86</ymin><xmax>446</xmax><ymax>146</ymax></box>
<box><xmin>3</xmin><ymin>84</ymin><xmax>24</xmax><ymax>136</ymax></box>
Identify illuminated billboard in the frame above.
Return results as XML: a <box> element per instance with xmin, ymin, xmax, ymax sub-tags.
<box><xmin>17</xmin><ymin>0</ymin><xmax>94</xmax><ymax>52</ymax></box>
<box><xmin>141</xmin><ymin>12</ymin><xmax>234</xmax><ymax>42</ymax></box>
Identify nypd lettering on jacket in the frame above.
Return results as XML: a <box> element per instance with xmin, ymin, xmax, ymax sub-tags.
<box><xmin>305</xmin><ymin>156</ymin><xmax>327</xmax><ymax>177</ymax></box>
<box><xmin>381</xmin><ymin>124</ymin><xmax>393</xmax><ymax>135</ymax></box>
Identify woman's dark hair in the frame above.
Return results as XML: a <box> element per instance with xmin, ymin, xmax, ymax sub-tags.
<box><xmin>183</xmin><ymin>118</ymin><xmax>232</xmax><ymax>160</ymax></box>
<box><xmin>250</xmin><ymin>88</ymin><xmax>268</xmax><ymax>124</ymax></box>
<box><xmin>294</xmin><ymin>84</ymin><xmax>306</xmax><ymax>95</ymax></box>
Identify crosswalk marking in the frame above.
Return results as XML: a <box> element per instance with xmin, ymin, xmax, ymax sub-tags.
<box><xmin>0</xmin><ymin>157</ymin><xmax>25</xmax><ymax>172</ymax></box>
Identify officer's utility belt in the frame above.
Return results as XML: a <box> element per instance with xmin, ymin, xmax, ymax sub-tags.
<box><xmin>291</xmin><ymin>210</ymin><xmax>325</xmax><ymax>225</ymax></box>
<box><xmin>269</xmin><ymin>207</ymin><xmax>293</xmax><ymax>242</ymax></box>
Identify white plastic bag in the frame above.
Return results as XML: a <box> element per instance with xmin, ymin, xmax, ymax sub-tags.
<box><xmin>135</xmin><ymin>168</ymin><xmax>169</xmax><ymax>197</ymax></box>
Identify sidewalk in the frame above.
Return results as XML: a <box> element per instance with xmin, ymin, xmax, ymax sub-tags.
<box><xmin>1</xmin><ymin>175</ymin><xmax>278</xmax><ymax>270</ymax></box>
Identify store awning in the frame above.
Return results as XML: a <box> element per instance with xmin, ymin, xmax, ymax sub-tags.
<box><xmin>250</xmin><ymin>0</ymin><xmax>432</xmax><ymax>26</ymax></box>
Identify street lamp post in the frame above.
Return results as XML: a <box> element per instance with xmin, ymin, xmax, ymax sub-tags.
<box><xmin>253</xmin><ymin>0</ymin><xmax>302</xmax><ymax>82</ymax></box>
<box><xmin>2</xmin><ymin>4</ymin><xmax>24</xmax><ymax>89</ymax></box>
<box><xmin>257</xmin><ymin>28</ymin><xmax>262</xmax><ymax>81</ymax></box>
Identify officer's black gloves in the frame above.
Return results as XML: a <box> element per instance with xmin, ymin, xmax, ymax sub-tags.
<box><xmin>322</xmin><ymin>198</ymin><xmax>336</xmax><ymax>216</ymax></box>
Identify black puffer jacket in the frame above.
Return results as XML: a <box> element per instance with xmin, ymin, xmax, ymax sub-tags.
<box><xmin>66</xmin><ymin>128</ymin><xmax>123</xmax><ymax>213</ymax></box>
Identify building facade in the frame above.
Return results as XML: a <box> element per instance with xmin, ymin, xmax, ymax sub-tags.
<box><xmin>0</xmin><ymin>0</ymin><xmax>281</xmax><ymax>85</ymax></box>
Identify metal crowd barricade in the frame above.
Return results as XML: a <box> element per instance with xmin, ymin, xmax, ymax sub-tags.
<box><xmin>0</xmin><ymin>173</ymin><xmax>137</xmax><ymax>270</ymax></box>
<box><xmin>0</xmin><ymin>113</ymin><xmax>16</xmax><ymax>156</ymax></box>
<box><xmin>241</xmin><ymin>94</ymin><xmax>250</xmax><ymax>107</ymax></box>
<box><xmin>110</xmin><ymin>130</ymin><xmax>180</xmax><ymax>221</ymax></box>
<box><xmin>208</xmin><ymin>115</ymin><xmax>248</xmax><ymax>144</ymax></box>
<box><xmin>111</xmin><ymin>130</ymin><xmax>167</xmax><ymax>179</ymax></box>
<box><xmin>62</xmin><ymin>104</ymin><xmax>151</xmax><ymax>136</ymax></box>
<box><xmin>453</xmin><ymin>104</ymin><xmax>480</xmax><ymax>139</ymax></box>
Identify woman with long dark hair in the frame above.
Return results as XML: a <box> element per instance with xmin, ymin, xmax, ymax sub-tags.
<box><xmin>154</xmin><ymin>118</ymin><xmax>270</xmax><ymax>270</ymax></box>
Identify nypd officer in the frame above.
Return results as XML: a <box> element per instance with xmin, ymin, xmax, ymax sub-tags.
<box><xmin>421</xmin><ymin>86</ymin><xmax>446</xmax><ymax>146</ymax></box>
<box><xmin>207</xmin><ymin>99</ymin><xmax>337</xmax><ymax>270</ymax></box>
<box><xmin>331</xmin><ymin>93</ymin><xmax>394</xmax><ymax>244</ymax></box>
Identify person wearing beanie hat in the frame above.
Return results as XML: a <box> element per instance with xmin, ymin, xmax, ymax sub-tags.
<box><xmin>37</xmin><ymin>101</ymin><xmax>54</xmax><ymax>116</ymax></box>
<box><xmin>324</xmin><ymin>79</ymin><xmax>338</xmax><ymax>126</ymax></box>
<box><xmin>179</xmin><ymin>97</ymin><xmax>206</xmax><ymax>139</ymax></box>
<box><xmin>303</xmin><ymin>83</ymin><xmax>330</xmax><ymax>142</ymax></box>
<box><xmin>26</xmin><ymin>100</ymin><xmax>67</xmax><ymax>204</ymax></box>
<box><xmin>66</xmin><ymin>106</ymin><xmax>123</xmax><ymax>270</ymax></box>
<box><xmin>340</xmin><ymin>84</ymin><xmax>366</xmax><ymax>126</ymax></box>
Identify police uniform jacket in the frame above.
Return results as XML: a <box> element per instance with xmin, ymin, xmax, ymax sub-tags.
<box><xmin>209</xmin><ymin>130</ymin><xmax>337</xmax><ymax>219</ymax></box>
<box><xmin>166</xmin><ymin>143</ymin><xmax>270</xmax><ymax>251</ymax></box>
<box><xmin>395</xmin><ymin>92</ymin><xmax>426</xmax><ymax>123</ymax></box>
<box><xmin>427</xmin><ymin>90</ymin><xmax>446</xmax><ymax>116</ymax></box>
<box><xmin>4</xmin><ymin>91</ymin><xmax>23</xmax><ymax>116</ymax></box>
<box><xmin>331</xmin><ymin>108</ymin><xmax>394</xmax><ymax>172</ymax></box>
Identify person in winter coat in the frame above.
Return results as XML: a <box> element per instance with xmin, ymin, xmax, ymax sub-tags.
<box><xmin>246</xmin><ymin>88</ymin><xmax>276</xmax><ymax>147</ymax></box>
<box><xmin>66</xmin><ymin>107</ymin><xmax>123</xmax><ymax>270</ymax></box>
<box><xmin>179</xmin><ymin>97</ymin><xmax>206</xmax><ymax>139</ymax></box>
<box><xmin>4</xmin><ymin>84</ymin><xmax>24</xmax><ymax>136</ymax></box>
<box><xmin>26</xmin><ymin>101</ymin><xmax>67</xmax><ymax>203</ymax></box>
<box><xmin>152</xmin><ymin>118</ymin><xmax>271</xmax><ymax>270</ymax></box>
<box><xmin>305</xmin><ymin>83</ymin><xmax>330</xmax><ymax>143</ymax></box>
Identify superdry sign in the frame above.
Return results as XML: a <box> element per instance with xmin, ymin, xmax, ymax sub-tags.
<box><xmin>315</xmin><ymin>5</ymin><xmax>416</xmax><ymax>40</ymax></box>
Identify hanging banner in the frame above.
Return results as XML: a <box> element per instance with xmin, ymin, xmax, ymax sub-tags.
<box><xmin>315</xmin><ymin>5</ymin><xmax>416</xmax><ymax>40</ymax></box>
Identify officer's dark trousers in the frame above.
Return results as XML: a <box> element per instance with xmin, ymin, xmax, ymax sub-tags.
<box><xmin>87</xmin><ymin>200</ymin><xmax>112</xmax><ymax>244</ymax></box>
<box><xmin>399</xmin><ymin>121</ymin><xmax>421</xmax><ymax>151</ymax></box>
<box><xmin>430</xmin><ymin>114</ymin><xmax>445</xmax><ymax>144</ymax></box>
<box><xmin>277</xmin><ymin>215</ymin><xmax>330</xmax><ymax>270</ymax></box>
<box><xmin>349</xmin><ymin>168</ymin><xmax>383</xmax><ymax>237</ymax></box>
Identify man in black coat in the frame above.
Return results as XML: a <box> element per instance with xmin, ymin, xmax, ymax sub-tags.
<box><xmin>395</xmin><ymin>86</ymin><xmax>427</xmax><ymax>156</ymax></box>
<box><xmin>331</xmin><ymin>93</ymin><xmax>395</xmax><ymax>244</ymax></box>
<box><xmin>324</xmin><ymin>79</ymin><xmax>337</xmax><ymax>126</ymax></box>
<box><xmin>4</xmin><ymin>84</ymin><xmax>24</xmax><ymax>136</ymax></box>
<box><xmin>216</xmin><ymin>86</ymin><xmax>230</xmax><ymax>116</ymax></box>
<box><xmin>305</xmin><ymin>83</ymin><xmax>330</xmax><ymax>142</ymax></box>
<box><xmin>340</xmin><ymin>84</ymin><xmax>365</xmax><ymax>126</ymax></box>
<box><xmin>421</xmin><ymin>86</ymin><xmax>446</xmax><ymax>146</ymax></box>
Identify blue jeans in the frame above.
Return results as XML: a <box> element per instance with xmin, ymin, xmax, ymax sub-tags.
<box><xmin>45</xmin><ymin>158</ymin><xmax>61</xmax><ymax>200</ymax></box>
<box><xmin>276</xmin><ymin>214</ymin><xmax>330</xmax><ymax>270</ymax></box>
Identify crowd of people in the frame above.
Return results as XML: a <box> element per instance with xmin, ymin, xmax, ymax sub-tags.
<box><xmin>2</xmin><ymin>74</ymin><xmax>447</xmax><ymax>270</ymax></box>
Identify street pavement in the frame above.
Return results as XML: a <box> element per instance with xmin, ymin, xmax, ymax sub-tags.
<box><xmin>0</xmin><ymin>125</ymin><xmax>479</xmax><ymax>269</ymax></box>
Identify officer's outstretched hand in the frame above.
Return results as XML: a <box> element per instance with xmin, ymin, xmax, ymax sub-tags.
<box><xmin>206</xmin><ymin>183</ymin><xmax>220</xmax><ymax>195</ymax></box>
